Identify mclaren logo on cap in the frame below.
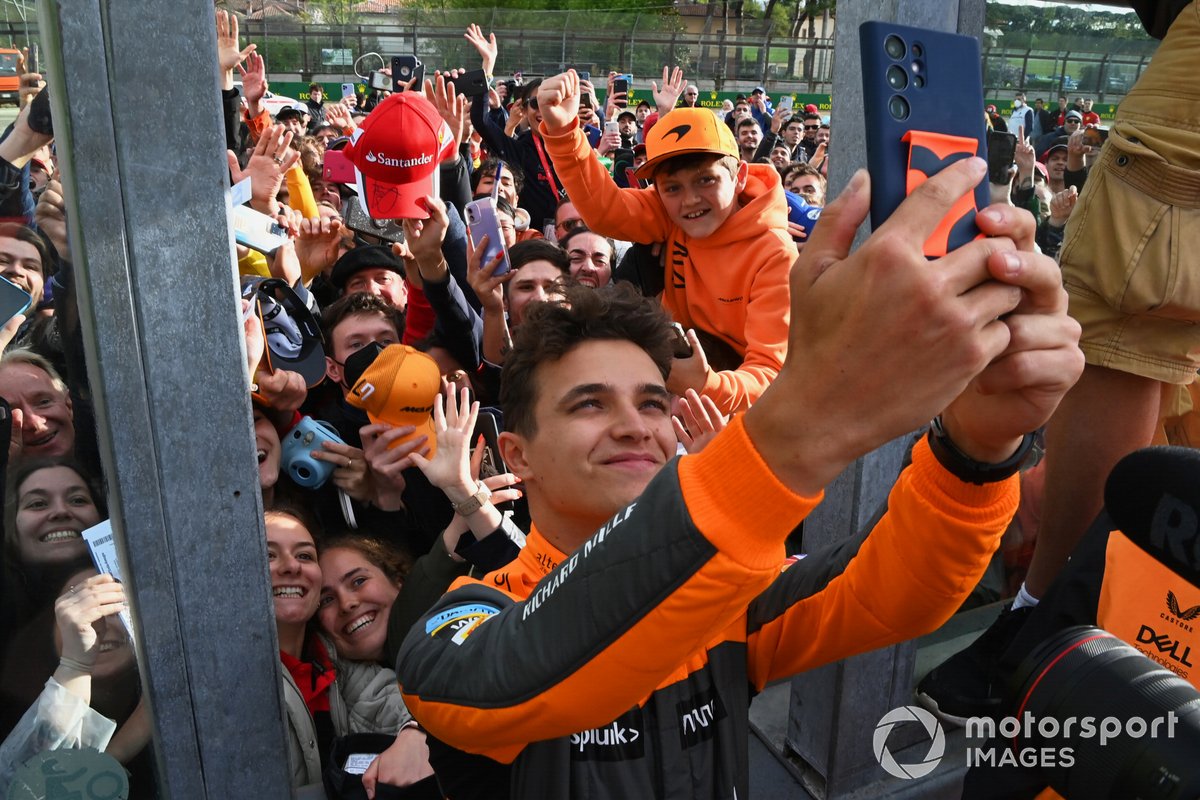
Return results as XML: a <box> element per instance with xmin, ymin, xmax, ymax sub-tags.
<box><xmin>364</xmin><ymin>151</ymin><xmax>434</xmax><ymax>169</ymax></box>
<box><xmin>664</xmin><ymin>124</ymin><xmax>692</xmax><ymax>142</ymax></box>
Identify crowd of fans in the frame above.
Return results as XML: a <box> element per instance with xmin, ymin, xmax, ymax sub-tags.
<box><xmin>0</xmin><ymin>1</ymin><xmax>1193</xmax><ymax>797</ymax></box>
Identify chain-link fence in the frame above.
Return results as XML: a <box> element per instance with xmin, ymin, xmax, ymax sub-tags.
<box><xmin>0</xmin><ymin>9</ymin><xmax>1158</xmax><ymax>102</ymax></box>
<box><xmin>239</xmin><ymin>8</ymin><xmax>834</xmax><ymax>94</ymax></box>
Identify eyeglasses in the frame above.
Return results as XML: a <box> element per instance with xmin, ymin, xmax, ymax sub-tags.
<box><xmin>803</xmin><ymin>124</ymin><xmax>820</xmax><ymax>131</ymax></box>
<box><xmin>526</xmin><ymin>97</ymin><xmax>539</xmax><ymax>110</ymax></box>
<box><xmin>555</xmin><ymin>217</ymin><xmax>583</xmax><ymax>234</ymax></box>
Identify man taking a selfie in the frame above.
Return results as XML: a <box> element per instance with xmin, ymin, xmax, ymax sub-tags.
<box><xmin>393</xmin><ymin>156</ymin><xmax>1084</xmax><ymax>799</ymax></box>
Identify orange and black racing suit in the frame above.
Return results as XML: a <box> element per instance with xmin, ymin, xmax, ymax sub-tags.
<box><xmin>397</xmin><ymin>417</ymin><xmax>1018</xmax><ymax>799</ymax></box>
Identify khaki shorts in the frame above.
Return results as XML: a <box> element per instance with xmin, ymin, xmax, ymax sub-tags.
<box><xmin>1058</xmin><ymin>1</ymin><xmax>1200</xmax><ymax>385</ymax></box>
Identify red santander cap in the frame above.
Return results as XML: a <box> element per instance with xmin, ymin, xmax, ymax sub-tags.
<box><xmin>344</xmin><ymin>92</ymin><xmax>456</xmax><ymax>219</ymax></box>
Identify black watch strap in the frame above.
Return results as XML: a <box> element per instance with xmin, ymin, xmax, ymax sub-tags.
<box><xmin>927</xmin><ymin>416</ymin><xmax>1035</xmax><ymax>485</ymax></box>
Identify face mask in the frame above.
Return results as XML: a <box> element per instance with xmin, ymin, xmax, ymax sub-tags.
<box><xmin>1014</xmin><ymin>100</ymin><xmax>1023</xmax><ymax>108</ymax></box>
<box><xmin>341</xmin><ymin>341</ymin><xmax>388</xmax><ymax>389</ymax></box>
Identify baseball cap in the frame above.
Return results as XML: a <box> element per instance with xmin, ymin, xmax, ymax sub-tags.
<box><xmin>1034</xmin><ymin>161</ymin><xmax>1048</xmax><ymax>181</ymax></box>
<box><xmin>1041</xmin><ymin>136</ymin><xmax>1069</xmax><ymax>161</ymax></box>
<box><xmin>1065</xmin><ymin>110</ymin><xmax>1083</xmax><ymax>122</ymax></box>
<box><xmin>243</xmin><ymin>277</ymin><xmax>328</xmax><ymax>388</ymax></box>
<box><xmin>752</xmin><ymin>86</ymin><xmax>765</xmax><ymax>94</ymax></box>
<box><xmin>345</xmin><ymin>344</ymin><xmax>440</xmax><ymax>455</ymax></box>
<box><xmin>343</xmin><ymin>93</ymin><xmax>456</xmax><ymax>220</ymax></box>
<box><xmin>617</xmin><ymin>109</ymin><xmax>637</xmax><ymax>122</ymax></box>
<box><xmin>330</xmin><ymin>244</ymin><xmax>407</xmax><ymax>290</ymax></box>
<box><xmin>804</xmin><ymin>103</ymin><xmax>820</xmax><ymax>114</ymax></box>
<box><xmin>276</xmin><ymin>105</ymin><xmax>305</xmax><ymax>121</ymax></box>
<box><xmin>986</xmin><ymin>104</ymin><xmax>997</xmax><ymax>114</ymax></box>
<box><xmin>635</xmin><ymin>107</ymin><xmax>738</xmax><ymax>180</ymax></box>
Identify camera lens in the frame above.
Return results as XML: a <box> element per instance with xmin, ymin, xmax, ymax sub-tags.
<box><xmin>884</xmin><ymin>35</ymin><xmax>906</xmax><ymax>60</ymax></box>
<box><xmin>296</xmin><ymin>466</ymin><xmax>311</xmax><ymax>480</ymax></box>
<box><xmin>887</xmin><ymin>65</ymin><xmax>908</xmax><ymax>91</ymax></box>
<box><xmin>913</xmin><ymin>75</ymin><xmax>926</xmax><ymax>89</ymax></box>
<box><xmin>912</xmin><ymin>43</ymin><xmax>924</xmax><ymax>58</ymax></box>
<box><xmin>1010</xmin><ymin>626</ymin><xmax>1200</xmax><ymax>799</ymax></box>
<box><xmin>888</xmin><ymin>95</ymin><xmax>910</xmax><ymax>121</ymax></box>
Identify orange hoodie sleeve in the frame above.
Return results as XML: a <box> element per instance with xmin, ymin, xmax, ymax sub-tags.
<box><xmin>744</xmin><ymin>436</ymin><xmax>1018</xmax><ymax>688</ymax></box>
<box><xmin>698</xmin><ymin>232</ymin><xmax>791</xmax><ymax>413</ymax></box>
<box><xmin>539</xmin><ymin>123</ymin><xmax>673</xmax><ymax>245</ymax></box>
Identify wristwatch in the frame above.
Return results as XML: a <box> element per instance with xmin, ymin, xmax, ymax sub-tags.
<box><xmin>451</xmin><ymin>481</ymin><xmax>491</xmax><ymax>516</ymax></box>
<box><xmin>927</xmin><ymin>416</ymin><xmax>1035</xmax><ymax>485</ymax></box>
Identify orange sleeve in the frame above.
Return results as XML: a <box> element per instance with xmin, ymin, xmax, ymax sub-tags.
<box><xmin>539</xmin><ymin>123</ymin><xmax>673</xmax><ymax>245</ymax></box>
<box><xmin>745</xmin><ymin>436</ymin><xmax>1018</xmax><ymax>688</ymax></box>
<box><xmin>243</xmin><ymin>108</ymin><xmax>270</xmax><ymax>145</ymax></box>
<box><xmin>700</xmin><ymin>235</ymin><xmax>791</xmax><ymax>413</ymax></box>
<box><xmin>285</xmin><ymin>164</ymin><xmax>320</xmax><ymax>220</ymax></box>
<box><xmin>397</xmin><ymin>416</ymin><xmax>821</xmax><ymax>759</ymax></box>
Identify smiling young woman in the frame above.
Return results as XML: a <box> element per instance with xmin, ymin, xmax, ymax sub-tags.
<box><xmin>263</xmin><ymin>504</ymin><xmax>434</xmax><ymax>790</ymax></box>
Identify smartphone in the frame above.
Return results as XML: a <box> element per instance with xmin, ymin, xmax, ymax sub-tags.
<box><xmin>986</xmin><ymin>130</ymin><xmax>1017</xmax><ymax>185</ymax></box>
<box><xmin>369</xmin><ymin>70</ymin><xmax>390</xmax><ymax>92</ymax></box>
<box><xmin>341</xmin><ymin>82</ymin><xmax>356</xmax><ymax>99</ymax></box>
<box><xmin>669</xmin><ymin>322</ymin><xmax>693</xmax><ymax>359</ymax></box>
<box><xmin>452</xmin><ymin>68</ymin><xmax>490</xmax><ymax>98</ymax></box>
<box><xmin>392</xmin><ymin>56</ymin><xmax>424</xmax><ymax>92</ymax></box>
<box><xmin>344</xmin><ymin>196</ymin><xmax>406</xmax><ymax>244</ymax></box>
<box><xmin>323</xmin><ymin>150</ymin><xmax>356</xmax><ymax>184</ymax></box>
<box><xmin>860</xmin><ymin>21</ymin><xmax>987</xmax><ymax>256</ymax></box>
<box><xmin>1082</xmin><ymin>126</ymin><xmax>1109</xmax><ymax>149</ymax></box>
<box><xmin>613</xmin><ymin>74</ymin><xmax>632</xmax><ymax>105</ymax></box>
<box><xmin>604</xmin><ymin>120</ymin><xmax>619</xmax><ymax>136</ymax></box>
<box><xmin>471</xmin><ymin>410</ymin><xmax>507</xmax><ymax>479</ymax></box>
<box><xmin>465</xmin><ymin>197</ymin><xmax>511</xmax><ymax>276</ymax></box>
<box><xmin>232</xmin><ymin>204</ymin><xmax>290</xmax><ymax>254</ymax></box>
<box><xmin>0</xmin><ymin>274</ymin><xmax>32</xmax><ymax>321</ymax></box>
<box><xmin>625</xmin><ymin>167</ymin><xmax>649</xmax><ymax>190</ymax></box>
<box><xmin>577</xmin><ymin>70</ymin><xmax>591</xmax><ymax>83</ymax></box>
<box><xmin>26</xmin><ymin>42</ymin><xmax>37</xmax><ymax>75</ymax></box>
<box><xmin>579</xmin><ymin>93</ymin><xmax>593</xmax><ymax>110</ymax></box>
<box><xmin>777</xmin><ymin>95</ymin><xmax>794</xmax><ymax>114</ymax></box>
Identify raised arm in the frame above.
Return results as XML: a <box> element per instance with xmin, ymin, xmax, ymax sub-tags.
<box><xmin>537</xmin><ymin>70</ymin><xmax>672</xmax><ymax>243</ymax></box>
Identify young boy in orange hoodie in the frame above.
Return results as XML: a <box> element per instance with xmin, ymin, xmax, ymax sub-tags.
<box><xmin>537</xmin><ymin>70</ymin><xmax>795</xmax><ymax>413</ymax></box>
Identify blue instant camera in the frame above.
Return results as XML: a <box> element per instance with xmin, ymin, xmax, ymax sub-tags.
<box><xmin>281</xmin><ymin>417</ymin><xmax>346</xmax><ymax>489</ymax></box>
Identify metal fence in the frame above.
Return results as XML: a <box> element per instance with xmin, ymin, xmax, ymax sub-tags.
<box><xmin>0</xmin><ymin>10</ymin><xmax>1158</xmax><ymax>102</ymax></box>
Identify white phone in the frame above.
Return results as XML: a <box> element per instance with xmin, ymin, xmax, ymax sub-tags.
<box><xmin>232</xmin><ymin>204</ymin><xmax>289</xmax><ymax>254</ymax></box>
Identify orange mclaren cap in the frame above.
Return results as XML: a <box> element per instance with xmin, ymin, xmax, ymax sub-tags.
<box><xmin>345</xmin><ymin>344</ymin><xmax>441</xmax><ymax>455</ymax></box>
<box><xmin>634</xmin><ymin>106</ymin><xmax>740</xmax><ymax>180</ymax></box>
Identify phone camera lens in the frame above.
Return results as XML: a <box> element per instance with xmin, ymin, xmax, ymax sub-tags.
<box><xmin>913</xmin><ymin>75</ymin><xmax>926</xmax><ymax>88</ymax></box>
<box><xmin>886</xmin><ymin>65</ymin><xmax>908</xmax><ymax>91</ymax></box>
<box><xmin>912</xmin><ymin>43</ymin><xmax>924</xmax><ymax>58</ymax></box>
<box><xmin>884</xmin><ymin>35</ymin><xmax>906</xmax><ymax>60</ymax></box>
<box><xmin>888</xmin><ymin>95</ymin><xmax>911</xmax><ymax>121</ymax></box>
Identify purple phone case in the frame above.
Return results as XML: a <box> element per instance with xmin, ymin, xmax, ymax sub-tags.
<box><xmin>466</xmin><ymin>198</ymin><xmax>511</xmax><ymax>276</ymax></box>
